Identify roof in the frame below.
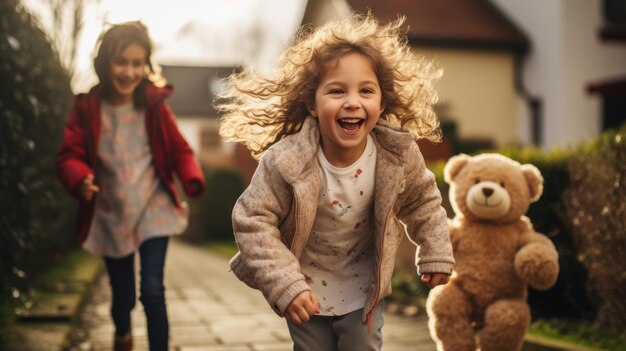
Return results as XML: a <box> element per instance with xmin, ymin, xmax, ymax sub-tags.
<box><xmin>161</xmin><ymin>65</ymin><xmax>237</xmax><ymax>117</ymax></box>
<box><xmin>346</xmin><ymin>0</ymin><xmax>529</xmax><ymax>54</ymax></box>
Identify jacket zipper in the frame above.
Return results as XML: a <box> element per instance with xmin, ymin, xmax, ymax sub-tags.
<box><xmin>288</xmin><ymin>161</ymin><xmax>314</xmax><ymax>252</ymax></box>
<box><xmin>367</xmin><ymin>194</ymin><xmax>398</xmax><ymax>332</ymax></box>
<box><xmin>289</xmin><ymin>187</ymin><xmax>299</xmax><ymax>252</ymax></box>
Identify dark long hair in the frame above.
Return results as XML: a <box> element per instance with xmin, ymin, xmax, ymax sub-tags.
<box><xmin>93</xmin><ymin>21</ymin><xmax>156</xmax><ymax>107</ymax></box>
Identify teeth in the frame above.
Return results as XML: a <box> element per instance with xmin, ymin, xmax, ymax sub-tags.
<box><xmin>339</xmin><ymin>118</ymin><xmax>362</xmax><ymax>123</ymax></box>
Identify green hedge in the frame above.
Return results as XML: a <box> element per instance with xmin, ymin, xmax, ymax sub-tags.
<box><xmin>562</xmin><ymin>124</ymin><xmax>626</xmax><ymax>330</ymax></box>
<box><xmin>183</xmin><ymin>165</ymin><xmax>246</xmax><ymax>243</ymax></box>
<box><xmin>0</xmin><ymin>0</ymin><xmax>75</xmax><ymax>325</ymax></box>
<box><xmin>496</xmin><ymin>148</ymin><xmax>593</xmax><ymax>320</ymax></box>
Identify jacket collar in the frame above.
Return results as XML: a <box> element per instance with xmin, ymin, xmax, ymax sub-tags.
<box><xmin>144</xmin><ymin>81</ymin><xmax>173</xmax><ymax>107</ymax></box>
<box><xmin>272</xmin><ymin>116</ymin><xmax>415</xmax><ymax>183</ymax></box>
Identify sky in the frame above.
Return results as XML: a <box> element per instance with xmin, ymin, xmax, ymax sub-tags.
<box><xmin>23</xmin><ymin>0</ymin><xmax>307</xmax><ymax>92</ymax></box>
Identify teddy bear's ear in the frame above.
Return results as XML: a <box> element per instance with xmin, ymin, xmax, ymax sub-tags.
<box><xmin>444</xmin><ymin>154</ymin><xmax>471</xmax><ymax>183</ymax></box>
<box><xmin>521</xmin><ymin>164</ymin><xmax>544</xmax><ymax>202</ymax></box>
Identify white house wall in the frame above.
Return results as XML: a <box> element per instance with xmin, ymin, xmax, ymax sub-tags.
<box><xmin>303</xmin><ymin>0</ymin><xmax>351</xmax><ymax>25</ymax></box>
<box><xmin>563</xmin><ymin>0</ymin><xmax>626</xmax><ymax>145</ymax></box>
<box><xmin>419</xmin><ymin>48</ymin><xmax>519</xmax><ymax>147</ymax></box>
<box><xmin>492</xmin><ymin>0</ymin><xmax>626</xmax><ymax>149</ymax></box>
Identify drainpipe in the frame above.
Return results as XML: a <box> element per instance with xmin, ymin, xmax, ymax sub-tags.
<box><xmin>514</xmin><ymin>54</ymin><xmax>542</xmax><ymax>146</ymax></box>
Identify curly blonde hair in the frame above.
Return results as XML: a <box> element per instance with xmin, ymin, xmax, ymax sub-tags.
<box><xmin>217</xmin><ymin>12</ymin><xmax>442</xmax><ymax>159</ymax></box>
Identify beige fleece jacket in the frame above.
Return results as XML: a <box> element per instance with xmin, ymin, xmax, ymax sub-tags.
<box><xmin>229</xmin><ymin>116</ymin><xmax>454</xmax><ymax>322</ymax></box>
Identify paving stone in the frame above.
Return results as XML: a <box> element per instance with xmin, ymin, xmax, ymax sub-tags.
<box><xmin>250</xmin><ymin>341</ymin><xmax>293</xmax><ymax>351</ymax></box>
<box><xmin>5</xmin><ymin>323</ymin><xmax>71</xmax><ymax>351</ymax></box>
<box><xmin>171</xmin><ymin>324</ymin><xmax>212</xmax><ymax>336</ymax></box>
<box><xmin>179</xmin><ymin>287</ymin><xmax>215</xmax><ymax>299</ymax></box>
<box><xmin>218</xmin><ymin>328</ymin><xmax>284</xmax><ymax>344</ymax></box>
<box><xmin>171</xmin><ymin>333</ymin><xmax>221</xmax><ymax>346</ymax></box>
<box><xmin>65</xmin><ymin>239</ymin><xmax>438</xmax><ymax>350</ymax></box>
<box><xmin>178</xmin><ymin>346</ymin><xmax>252</xmax><ymax>351</ymax></box>
<box><xmin>383</xmin><ymin>344</ymin><xmax>437</xmax><ymax>351</ymax></box>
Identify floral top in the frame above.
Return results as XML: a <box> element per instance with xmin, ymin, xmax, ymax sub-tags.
<box><xmin>300</xmin><ymin>134</ymin><xmax>377</xmax><ymax>316</ymax></box>
<box><xmin>82</xmin><ymin>102</ymin><xmax>188</xmax><ymax>258</ymax></box>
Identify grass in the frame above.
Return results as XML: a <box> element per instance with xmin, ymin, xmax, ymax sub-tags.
<box><xmin>528</xmin><ymin>319</ymin><xmax>626</xmax><ymax>351</ymax></box>
<box><xmin>0</xmin><ymin>249</ymin><xmax>102</xmax><ymax>349</ymax></box>
<box><xmin>34</xmin><ymin>250</ymin><xmax>102</xmax><ymax>287</ymax></box>
<box><xmin>16</xmin><ymin>249</ymin><xmax>102</xmax><ymax>318</ymax></box>
<box><xmin>202</xmin><ymin>240</ymin><xmax>239</xmax><ymax>258</ymax></box>
<box><xmin>387</xmin><ymin>271</ymin><xmax>429</xmax><ymax>311</ymax></box>
<box><xmin>0</xmin><ymin>298</ymin><xmax>20</xmax><ymax>345</ymax></box>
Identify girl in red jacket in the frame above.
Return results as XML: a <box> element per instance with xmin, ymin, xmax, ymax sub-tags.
<box><xmin>56</xmin><ymin>21</ymin><xmax>204</xmax><ymax>351</ymax></box>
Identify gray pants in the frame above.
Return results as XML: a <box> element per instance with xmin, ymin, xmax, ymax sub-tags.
<box><xmin>287</xmin><ymin>300</ymin><xmax>385</xmax><ymax>351</ymax></box>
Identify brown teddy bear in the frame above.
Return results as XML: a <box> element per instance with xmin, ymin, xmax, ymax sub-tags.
<box><xmin>426</xmin><ymin>153</ymin><xmax>559</xmax><ymax>351</ymax></box>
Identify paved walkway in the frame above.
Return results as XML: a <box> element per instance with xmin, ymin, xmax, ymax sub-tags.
<box><xmin>67</xmin><ymin>239</ymin><xmax>437</xmax><ymax>351</ymax></box>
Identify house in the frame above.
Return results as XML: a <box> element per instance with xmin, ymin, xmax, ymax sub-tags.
<box><xmin>490</xmin><ymin>0</ymin><xmax>626</xmax><ymax>149</ymax></box>
<box><xmin>164</xmin><ymin>0</ymin><xmax>626</xmax><ymax>183</ymax></box>
<box><xmin>160</xmin><ymin>65</ymin><xmax>260</xmax><ymax>181</ymax></box>
<box><xmin>303</xmin><ymin>0</ymin><xmax>626</xmax><ymax>151</ymax></box>
<box><xmin>303</xmin><ymin>0</ymin><xmax>532</xmax><ymax>157</ymax></box>
<box><xmin>160</xmin><ymin>65</ymin><xmax>231</xmax><ymax>162</ymax></box>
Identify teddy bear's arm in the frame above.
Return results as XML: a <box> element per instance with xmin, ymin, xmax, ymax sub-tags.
<box><xmin>517</xmin><ymin>226</ymin><xmax>552</xmax><ymax>248</ymax></box>
<box><xmin>514</xmin><ymin>230</ymin><xmax>559</xmax><ymax>290</ymax></box>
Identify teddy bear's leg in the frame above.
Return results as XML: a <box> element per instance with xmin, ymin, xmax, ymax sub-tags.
<box><xmin>480</xmin><ymin>299</ymin><xmax>530</xmax><ymax>351</ymax></box>
<box><xmin>426</xmin><ymin>284</ymin><xmax>476</xmax><ymax>351</ymax></box>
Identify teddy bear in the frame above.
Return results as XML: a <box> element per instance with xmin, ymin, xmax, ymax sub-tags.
<box><xmin>426</xmin><ymin>153</ymin><xmax>559</xmax><ymax>351</ymax></box>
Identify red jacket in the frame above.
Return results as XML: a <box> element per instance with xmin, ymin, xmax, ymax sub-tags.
<box><xmin>56</xmin><ymin>82</ymin><xmax>205</xmax><ymax>243</ymax></box>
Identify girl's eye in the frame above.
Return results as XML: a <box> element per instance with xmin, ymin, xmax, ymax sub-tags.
<box><xmin>328</xmin><ymin>89</ymin><xmax>343</xmax><ymax>94</ymax></box>
<box><xmin>361</xmin><ymin>88</ymin><xmax>374</xmax><ymax>94</ymax></box>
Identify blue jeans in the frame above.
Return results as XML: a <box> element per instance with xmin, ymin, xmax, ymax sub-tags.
<box><xmin>104</xmin><ymin>236</ymin><xmax>169</xmax><ymax>351</ymax></box>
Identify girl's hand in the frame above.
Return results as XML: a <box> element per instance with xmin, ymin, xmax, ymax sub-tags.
<box><xmin>187</xmin><ymin>179</ymin><xmax>202</xmax><ymax>197</ymax></box>
<box><xmin>285</xmin><ymin>290</ymin><xmax>321</xmax><ymax>325</ymax></box>
<box><xmin>421</xmin><ymin>273</ymin><xmax>450</xmax><ymax>289</ymax></box>
<box><xmin>82</xmin><ymin>174</ymin><xmax>100</xmax><ymax>201</ymax></box>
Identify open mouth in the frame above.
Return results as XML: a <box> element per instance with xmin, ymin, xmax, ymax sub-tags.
<box><xmin>116</xmin><ymin>78</ymin><xmax>137</xmax><ymax>88</ymax></box>
<box><xmin>338</xmin><ymin>118</ymin><xmax>365</xmax><ymax>133</ymax></box>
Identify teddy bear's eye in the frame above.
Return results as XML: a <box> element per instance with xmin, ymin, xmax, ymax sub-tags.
<box><xmin>500</xmin><ymin>182</ymin><xmax>506</xmax><ymax>188</ymax></box>
<box><xmin>474</xmin><ymin>178</ymin><xmax>480</xmax><ymax>184</ymax></box>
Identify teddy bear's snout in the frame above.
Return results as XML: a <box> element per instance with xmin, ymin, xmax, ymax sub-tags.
<box><xmin>466</xmin><ymin>181</ymin><xmax>511</xmax><ymax>220</ymax></box>
<box><xmin>482</xmin><ymin>187</ymin><xmax>494</xmax><ymax>197</ymax></box>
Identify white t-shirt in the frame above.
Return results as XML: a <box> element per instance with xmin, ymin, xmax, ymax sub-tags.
<box><xmin>300</xmin><ymin>134</ymin><xmax>377</xmax><ymax>316</ymax></box>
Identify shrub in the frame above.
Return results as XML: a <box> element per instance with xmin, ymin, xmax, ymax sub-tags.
<box><xmin>530</xmin><ymin>318</ymin><xmax>626</xmax><ymax>350</ymax></box>
<box><xmin>498</xmin><ymin>148</ymin><xmax>594</xmax><ymax>320</ymax></box>
<box><xmin>562</xmin><ymin>124</ymin><xmax>626</xmax><ymax>330</ymax></box>
<box><xmin>183</xmin><ymin>166</ymin><xmax>246</xmax><ymax>243</ymax></box>
<box><xmin>0</xmin><ymin>0</ymin><xmax>74</xmax><ymax>322</ymax></box>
